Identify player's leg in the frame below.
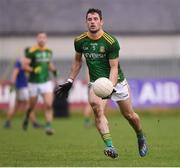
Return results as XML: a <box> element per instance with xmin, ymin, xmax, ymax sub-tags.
<box><xmin>42</xmin><ymin>92</ymin><xmax>54</xmax><ymax>135</ymax></box>
<box><xmin>22</xmin><ymin>96</ymin><xmax>37</xmax><ymax>130</ymax></box>
<box><xmin>29</xmin><ymin>111</ymin><xmax>43</xmax><ymax>129</ymax></box>
<box><xmin>83</xmin><ymin>103</ymin><xmax>93</xmax><ymax>127</ymax></box>
<box><xmin>117</xmin><ymin>98</ymin><xmax>148</xmax><ymax>157</ymax></box>
<box><xmin>41</xmin><ymin>81</ymin><xmax>54</xmax><ymax>135</ymax></box>
<box><xmin>89</xmin><ymin>86</ymin><xmax>118</xmax><ymax>158</ymax></box>
<box><xmin>19</xmin><ymin>87</ymin><xmax>42</xmax><ymax>128</ymax></box>
<box><xmin>114</xmin><ymin>82</ymin><xmax>148</xmax><ymax>157</ymax></box>
<box><xmin>4</xmin><ymin>98</ymin><xmax>19</xmax><ymax>128</ymax></box>
<box><xmin>22</xmin><ymin>83</ymin><xmax>38</xmax><ymax>130</ymax></box>
<box><xmin>19</xmin><ymin>99</ymin><xmax>42</xmax><ymax>129</ymax></box>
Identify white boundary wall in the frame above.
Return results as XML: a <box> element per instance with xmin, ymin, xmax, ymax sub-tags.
<box><xmin>1</xmin><ymin>35</ymin><xmax>180</xmax><ymax>60</ymax></box>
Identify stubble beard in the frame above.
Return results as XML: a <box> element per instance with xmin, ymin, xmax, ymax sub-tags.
<box><xmin>89</xmin><ymin>27</ymin><xmax>100</xmax><ymax>34</ymax></box>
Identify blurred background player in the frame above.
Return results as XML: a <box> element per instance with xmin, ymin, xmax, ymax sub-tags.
<box><xmin>3</xmin><ymin>55</ymin><xmax>41</xmax><ymax>129</ymax></box>
<box><xmin>83</xmin><ymin>68</ymin><xmax>93</xmax><ymax>128</ymax></box>
<box><xmin>22</xmin><ymin>32</ymin><xmax>57</xmax><ymax>135</ymax></box>
<box><xmin>55</xmin><ymin>8</ymin><xmax>148</xmax><ymax>158</ymax></box>
<box><xmin>83</xmin><ymin>102</ymin><xmax>93</xmax><ymax>127</ymax></box>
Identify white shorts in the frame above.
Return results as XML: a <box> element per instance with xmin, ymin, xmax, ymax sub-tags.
<box><xmin>28</xmin><ymin>81</ymin><xmax>53</xmax><ymax>97</ymax></box>
<box><xmin>16</xmin><ymin>87</ymin><xmax>29</xmax><ymax>101</ymax></box>
<box><xmin>9</xmin><ymin>87</ymin><xmax>29</xmax><ymax>109</ymax></box>
<box><xmin>111</xmin><ymin>79</ymin><xmax>129</xmax><ymax>101</ymax></box>
<box><xmin>89</xmin><ymin>79</ymin><xmax>129</xmax><ymax>101</ymax></box>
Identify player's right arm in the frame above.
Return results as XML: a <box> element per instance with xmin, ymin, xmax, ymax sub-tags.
<box><xmin>23</xmin><ymin>65</ymin><xmax>33</xmax><ymax>72</ymax></box>
<box><xmin>22</xmin><ymin>57</ymin><xmax>33</xmax><ymax>73</ymax></box>
<box><xmin>68</xmin><ymin>34</ymin><xmax>84</xmax><ymax>81</ymax></box>
<box><xmin>54</xmin><ymin>36</ymin><xmax>83</xmax><ymax>98</ymax></box>
<box><xmin>68</xmin><ymin>52</ymin><xmax>83</xmax><ymax>81</ymax></box>
<box><xmin>54</xmin><ymin>52</ymin><xmax>82</xmax><ymax>98</ymax></box>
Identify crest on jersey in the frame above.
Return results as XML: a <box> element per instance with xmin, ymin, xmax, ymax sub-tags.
<box><xmin>99</xmin><ymin>46</ymin><xmax>105</xmax><ymax>53</ymax></box>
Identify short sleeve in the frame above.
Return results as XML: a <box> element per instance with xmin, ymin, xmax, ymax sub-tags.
<box><xmin>14</xmin><ymin>60</ymin><xmax>22</xmax><ymax>69</ymax></box>
<box><xmin>25</xmin><ymin>49</ymin><xmax>31</xmax><ymax>58</ymax></box>
<box><xmin>74</xmin><ymin>39</ymin><xmax>82</xmax><ymax>53</ymax></box>
<box><xmin>24</xmin><ymin>47</ymin><xmax>30</xmax><ymax>56</ymax></box>
<box><xmin>108</xmin><ymin>39</ymin><xmax>120</xmax><ymax>59</ymax></box>
<box><xmin>48</xmin><ymin>49</ymin><xmax>53</xmax><ymax>60</ymax></box>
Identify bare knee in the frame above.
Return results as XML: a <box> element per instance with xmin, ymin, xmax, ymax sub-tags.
<box><xmin>45</xmin><ymin>103</ymin><xmax>52</xmax><ymax>111</ymax></box>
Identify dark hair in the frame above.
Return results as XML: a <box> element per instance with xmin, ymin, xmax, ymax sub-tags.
<box><xmin>86</xmin><ymin>8</ymin><xmax>102</xmax><ymax>20</ymax></box>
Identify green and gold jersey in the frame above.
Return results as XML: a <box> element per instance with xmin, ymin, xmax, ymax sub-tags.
<box><xmin>74</xmin><ymin>31</ymin><xmax>125</xmax><ymax>82</ymax></box>
<box><xmin>26</xmin><ymin>46</ymin><xmax>52</xmax><ymax>83</ymax></box>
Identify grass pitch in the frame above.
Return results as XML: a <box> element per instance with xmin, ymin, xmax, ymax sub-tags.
<box><xmin>0</xmin><ymin>110</ymin><xmax>179</xmax><ymax>167</ymax></box>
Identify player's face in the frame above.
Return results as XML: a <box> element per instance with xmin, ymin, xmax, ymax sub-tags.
<box><xmin>86</xmin><ymin>13</ymin><xmax>103</xmax><ymax>33</ymax></box>
<box><xmin>37</xmin><ymin>33</ymin><xmax>47</xmax><ymax>47</ymax></box>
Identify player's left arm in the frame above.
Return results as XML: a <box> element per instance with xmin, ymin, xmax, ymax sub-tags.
<box><xmin>48</xmin><ymin>49</ymin><xmax>57</xmax><ymax>78</ymax></box>
<box><xmin>109</xmin><ymin>58</ymin><xmax>119</xmax><ymax>86</ymax></box>
<box><xmin>49</xmin><ymin>62</ymin><xmax>58</xmax><ymax>78</ymax></box>
<box><xmin>108</xmin><ymin>37</ymin><xmax>120</xmax><ymax>86</ymax></box>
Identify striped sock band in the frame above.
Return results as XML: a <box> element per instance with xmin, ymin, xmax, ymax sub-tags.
<box><xmin>101</xmin><ymin>133</ymin><xmax>113</xmax><ymax>147</ymax></box>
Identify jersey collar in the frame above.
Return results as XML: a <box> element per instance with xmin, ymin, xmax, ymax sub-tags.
<box><xmin>36</xmin><ymin>45</ymin><xmax>48</xmax><ymax>51</ymax></box>
<box><xmin>87</xmin><ymin>31</ymin><xmax>104</xmax><ymax>40</ymax></box>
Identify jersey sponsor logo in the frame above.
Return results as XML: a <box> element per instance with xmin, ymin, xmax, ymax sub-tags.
<box><xmin>84</xmin><ymin>52</ymin><xmax>106</xmax><ymax>59</ymax></box>
<box><xmin>36</xmin><ymin>57</ymin><xmax>50</xmax><ymax>62</ymax></box>
<box><xmin>36</xmin><ymin>52</ymin><xmax>51</xmax><ymax>62</ymax></box>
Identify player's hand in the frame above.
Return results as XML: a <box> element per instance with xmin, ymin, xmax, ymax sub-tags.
<box><xmin>33</xmin><ymin>66</ymin><xmax>41</xmax><ymax>74</ymax></box>
<box><xmin>54</xmin><ymin>80</ymin><xmax>73</xmax><ymax>98</ymax></box>
<box><xmin>102</xmin><ymin>88</ymin><xmax>116</xmax><ymax>99</ymax></box>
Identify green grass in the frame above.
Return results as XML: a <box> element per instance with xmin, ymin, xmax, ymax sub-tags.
<box><xmin>0</xmin><ymin>111</ymin><xmax>180</xmax><ymax>167</ymax></box>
